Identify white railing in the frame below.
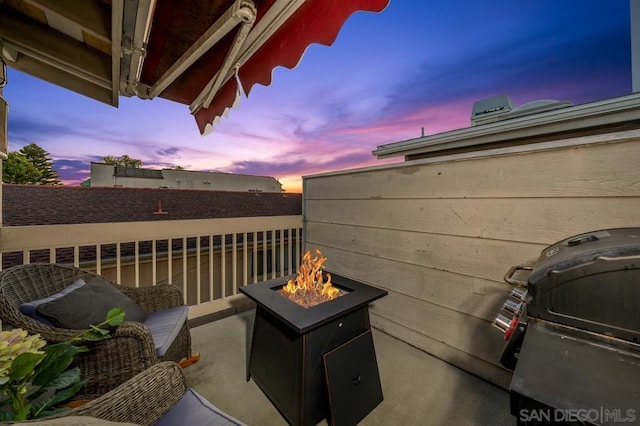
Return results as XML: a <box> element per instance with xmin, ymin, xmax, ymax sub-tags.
<box><xmin>0</xmin><ymin>216</ymin><xmax>303</xmax><ymax>320</ymax></box>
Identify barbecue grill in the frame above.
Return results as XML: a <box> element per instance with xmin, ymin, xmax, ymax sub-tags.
<box><xmin>493</xmin><ymin>228</ymin><xmax>640</xmax><ymax>425</ymax></box>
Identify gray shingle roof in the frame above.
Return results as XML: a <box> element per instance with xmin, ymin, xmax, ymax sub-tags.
<box><xmin>2</xmin><ymin>185</ymin><xmax>302</xmax><ymax>226</ymax></box>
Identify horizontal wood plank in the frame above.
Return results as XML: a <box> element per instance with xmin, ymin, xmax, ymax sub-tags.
<box><xmin>304</xmin><ymin>139</ymin><xmax>640</xmax><ymax>200</ymax></box>
<box><xmin>306</xmin><ymin>198</ymin><xmax>640</xmax><ymax>245</ymax></box>
<box><xmin>306</xmin><ymin>222</ymin><xmax>543</xmax><ymax>282</ymax></box>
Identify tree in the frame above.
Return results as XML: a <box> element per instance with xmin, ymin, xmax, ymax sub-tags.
<box><xmin>19</xmin><ymin>143</ymin><xmax>61</xmax><ymax>185</ymax></box>
<box><xmin>102</xmin><ymin>155</ymin><xmax>143</xmax><ymax>168</ymax></box>
<box><xmin>3</xmin><ymin>152</ymin><xmax>42</xmax><ymax>184</ymax></box>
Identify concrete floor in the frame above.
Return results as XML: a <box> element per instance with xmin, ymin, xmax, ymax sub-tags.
<box><xmin>184</xmin><ymin>310</ymin><xmax>514</xmax><ymax>426</ymax></box>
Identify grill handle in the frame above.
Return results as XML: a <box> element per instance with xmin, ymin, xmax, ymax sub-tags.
<box><xmin>504</xmin><ymin>265</ymin><xmax>532</xmax><ymax>286</ymax></box>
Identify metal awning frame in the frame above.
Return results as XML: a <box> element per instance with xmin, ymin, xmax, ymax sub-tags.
<box><xmin>137</xmin><ymin>0</ymin><xmax>256</xmax><ymax>103</ymax></box>
<box><xmin>134</xmin><ymin>0</ymin><xmax>309</xmax><ymax>119</ymax></box>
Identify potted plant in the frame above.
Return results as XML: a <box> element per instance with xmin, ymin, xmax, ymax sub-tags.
<box><xmin>0</xmin><ymin>308</ymin><xmax>124</xmax><ymax>421</ymax></box>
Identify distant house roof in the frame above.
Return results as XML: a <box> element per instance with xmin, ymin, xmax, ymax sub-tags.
<box><xmin>2</xmin><ymin>185</ymin><xmax>302</xmax><ymax>226</ymax></box>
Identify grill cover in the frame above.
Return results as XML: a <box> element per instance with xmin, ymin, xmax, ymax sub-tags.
<box><xmin>526</xmin><ymin>228</ymin><xmax>640</xmax><ymax>343</ymax></box>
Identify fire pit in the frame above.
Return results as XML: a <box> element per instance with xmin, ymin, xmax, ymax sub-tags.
<box><xmin>240</xmin><ymin>251</ymin><xmax>387</xmax><ymax>426</ymax></box>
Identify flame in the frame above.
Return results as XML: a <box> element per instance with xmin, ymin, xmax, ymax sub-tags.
<box><xmin>281</xmin><ymin>249</ymin><xmax>341</xmax><ymax>307</ymax></box>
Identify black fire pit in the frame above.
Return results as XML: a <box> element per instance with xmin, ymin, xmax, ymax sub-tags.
<box><xmin>240</xmin><ymin>272</ymin><xmax>387</xmax><ymax>426</ymax></box>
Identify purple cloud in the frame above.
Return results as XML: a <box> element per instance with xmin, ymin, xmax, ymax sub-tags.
<box><xmin>156</xmin><ymin>147</ymin><xmax>180</xmax><ymax>156</ymax></box>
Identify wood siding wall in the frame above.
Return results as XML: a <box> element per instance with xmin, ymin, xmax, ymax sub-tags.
<box><xmin>303</xmin><ymin>135</ymin><xmax>640</xmax><ymax>389</ymax></box>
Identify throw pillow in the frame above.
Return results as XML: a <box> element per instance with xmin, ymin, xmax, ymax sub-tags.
<box><xmin>36</xmin><ymin>276</ymin><xmax>146</xmax><ymax>329</ymax></box>
<box><xmin>20</xmin><ymin>278</ymin><xmax>87</xmax><ymax>326</ymax></box>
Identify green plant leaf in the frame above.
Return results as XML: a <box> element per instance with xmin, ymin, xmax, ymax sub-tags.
<box><xmin>42</xmin><ymin>368</ymin><xmax>81</xmax><ymax>392</ymax></box>
<box><xmin>30</xmin><ymin>379</ymin><xmax>85</xmax><ymax>419</ymax></box>
<box><xmin>32</xmin><ymin>343</ymin><xmax>85</xmax><ymax>387</ymax></box>
<box><xmin>106</xmin><ymin>308</ymin><xmax>125</xmax><ymax>326</ymax></box>
<box><xmin>37</xmin><ymin>406</ymin><xmax>70</xmax><ymax>418</ymax></box>
<box><xmin>13</xmin><ymin>401</ymin><xmax>31</xmax><ymax>421</ymax></box>
<box><xmin>70</xmin><ymin>309</ymin><xmax>123</xmax><ymax>343</ymax></box>
<box><xmin>81</xmin><ymin>329</ymin><xmax>110</xmax><ymax>342</ymax></box>
<box><xmin>89</xmin><ymin>325</ymin><xmax>110</xmax><ymax>336</ymax></box>
<box><xmin>0</xmin><ymin>409</ymin><xmax>14</xmax><ymax>421</ymax></box>
<box><xmin>9</xmin><ymin>352</ymin><xmax>45</xmax><ymax>381</ymax></box>
<box><xmin>25</xmin><ymin>386</ymin><xmax>46</xmax><ymax>404</ymax></box>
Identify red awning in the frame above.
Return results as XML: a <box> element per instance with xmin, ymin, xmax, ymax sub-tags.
<box><xmin>139</xmin><ymin>0</ymin><xmax>390</xmax><ymax>135</ymax></box>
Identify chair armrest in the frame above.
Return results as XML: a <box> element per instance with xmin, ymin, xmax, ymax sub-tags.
<box><xmin>69</xmin><ymin>322</ymin><xmax>159</xmax><ymax>398</ymax></box>
<box><xmin>49</xmin><ymin>362</ymin><xmax>188</xmax><ymax>426</ymax></box>
<box><xmin>1</xmin><ymin>314</ymin><xmax>156</xmax><ymax>345</ymax></box>
<box><xmin>108</xmin><ymin>321</ymin><xmax>158</xmax><ymax>360</ymax></box>
<box><xmin>119</xmin><ymin>284</ymin><xmax>186</xmax><ymax>313</ymax></box>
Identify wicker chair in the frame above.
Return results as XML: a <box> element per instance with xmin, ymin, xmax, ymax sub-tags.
<box><xmin>19</xmin><ymin>362</ymin><xmax>244</xmax><ymax>426</ymax></box>
<box><xmin>0</xmin><ymin>263</ymin><xmax>192</xmax><ymax>399</ymax></box>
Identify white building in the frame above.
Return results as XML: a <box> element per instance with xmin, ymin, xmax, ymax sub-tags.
<box><xmin>90</xmin><ymin>163</ymin><xmax>283</xmax><ymax>193</ymax></box>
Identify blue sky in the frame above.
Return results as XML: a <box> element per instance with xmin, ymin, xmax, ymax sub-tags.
<box><xmin>4</xmin><ymin>0</ymin><xmax>633</xmax><ymax>192</ymax></box>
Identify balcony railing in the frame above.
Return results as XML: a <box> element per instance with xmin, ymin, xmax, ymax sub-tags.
<box><xmin>0</xmin><ymin>215</ymin><xmax>303</xmax><ymax>320</ymax></box>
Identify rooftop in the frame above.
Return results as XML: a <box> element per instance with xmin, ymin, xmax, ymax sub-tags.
<box><xmin>2</xmin><ymin>185</ymin><xmax>302</xmax><ymax>226</ymax></box>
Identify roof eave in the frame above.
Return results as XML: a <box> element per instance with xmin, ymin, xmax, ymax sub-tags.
<box><xmin>373</xmin><ymin>93</ymin><xmax>640</xmax><ymax>160</ymax></box>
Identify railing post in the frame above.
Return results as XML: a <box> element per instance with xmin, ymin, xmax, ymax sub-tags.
<box><xmin>196</xmin><ymin>236</ymin><xmax>201</xmax><ymax>303</ymax></box>
<box><xmin>242</xmin><ymin>232</ymin><xmax>248</xmax><ymax>286</ymax></box>
<box><xmin>182</xmin><ymin>237</ymin><xmax>187</xmax><ymax>298</ymax></box>
<box><xmin>168</xmin><ymin>238</ymin><xmax>173</xmax><ymax>284</ymax></box>
<box><xmin>279</xmin><ymin>229</ymin><xmax>285</xmax><ymax>277</ymax></box>
<box><xmin>116</xmin><ymin>243</ymin><xmax>121</xmax><ymax>283</ymax></box>
<box><xmin>209</xmin><ymin>235</ymin><xmax>214</xmax><ymax>301</ymax></box>
<box><xmin>151</xmin><ymin>240</ymin><xmax>156</xmax><ymax>285</ymax></box>
<box><xmin>221</xmin><ymin>233</ymin><xmax>226</xmax><ymax>298</ymax></box>
<box><xmin>232</xmin><ymin>233</ymin><xmax>237</xmax><ymax>294</ymax></box>
<box><xmin>271</xmin><ymin>230</ymin><xmax>276</xmax><ymax>279</ymax></box>
<box><xmin>253</xmin><ymin>231</ymin><xmax>258</xmax><ymax>284</ymax></box>
<box><xmin>134</xmin><ymin>241</ymin><xmax>139</xmax><ymax>287</ymax></box>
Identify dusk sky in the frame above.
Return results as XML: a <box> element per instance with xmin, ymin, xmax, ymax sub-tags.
<box><xmin>4</xmin><ymin>1</ymin><xmax>633</xmax><ymax>193</ymax></box>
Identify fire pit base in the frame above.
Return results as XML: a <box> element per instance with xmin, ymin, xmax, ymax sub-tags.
<box><xmin>323</xmin><ymin>330</ymin><xmax>383</xmax><ymax>425</ymax></box>
<box><xmin>241</xmin><ymin>273</ymin><xmax>387</xmax><ymax>426</ymax></box>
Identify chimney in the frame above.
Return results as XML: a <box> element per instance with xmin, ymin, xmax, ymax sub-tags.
<box><xmin>153</xmin><ymin>200</ymin><xmax>168</xmax><ymax>215</ymax></box>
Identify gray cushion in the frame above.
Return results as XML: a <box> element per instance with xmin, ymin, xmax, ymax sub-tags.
<box><xmin>19</xmin><ymin>278</ymin><xmax>87</xmax><ymax>326</ymax></box>
<box><xmin>155</xmin><ymin>388</ymin><xmax>246</xmax><ymax>426</ymax></box>
<box><xmin>144</xmin><ymin>305</ymin><xmax>189</xmax><ymax>357</ymax></box>
<box><xmin>36</xmin><ymin>277</ymin><xmax>146</xmax><ymax>329</ymax></box>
